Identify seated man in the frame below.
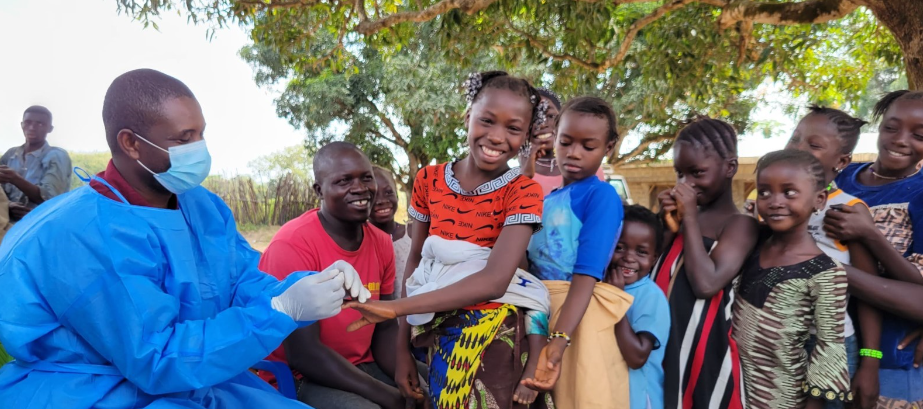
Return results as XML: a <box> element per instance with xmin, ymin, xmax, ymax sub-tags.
<box><xmin>260</xmin><ymin>142</ymin><xmax>406</xmax><ymax>409</ymax></box>
<box><xmin>0</xmin><ymin>69</ymin><xmax>367</xmax><ymax>408</ymax></box>
<box><xmin>0</xmin><ymin>106</ymin><xmax>71</xmax><ymax>220</ymax></box>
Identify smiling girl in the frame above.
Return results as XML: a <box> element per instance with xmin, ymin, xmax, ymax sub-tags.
<box><xmin>734</xmin><ymin>150</ymin><xmax>851</xmax><ymax>409</ymax></box>
<box><xmin>653</xmin><ymin>117</ymin><xmax>758</xmax><ymax>409</ymax></box>
<box><xmin>347</xmin><ymin>71</ymin><xmax>553</xmax><ymax>409</ymax></box>
<box><xmin>824</xmin><ymin>90</ymin><xmax>923</xmax><ymax>407</ymax></box>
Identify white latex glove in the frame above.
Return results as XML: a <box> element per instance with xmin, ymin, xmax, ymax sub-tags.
<box><xmin>325</xmin><ymin>260</ymin><xmax>371</xmax><ymax>303</ymax></box>
<box><xmin>271</xmin><ymin>269</ymin><xmax>346</xmax><ymax>322</ymax></box>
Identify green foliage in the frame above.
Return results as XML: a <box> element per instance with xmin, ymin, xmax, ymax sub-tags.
<box><xmin>69</xmin><ymin>151</ymin><xmax>111</xmax><ymax>189</ymax></box>
<box><xmin>247</xmin><ymin>144</ymin><xmax>313</xmax><ymax>181</ymax></box>
<box><xmin>116</xmin><ymin>0</ymin><xmax>904</xmax><ymax>166</ymax></box>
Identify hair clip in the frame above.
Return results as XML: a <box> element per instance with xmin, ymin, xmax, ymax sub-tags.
<box><xmin>463</xmin><ymin>72</ymin><xmax>483</xmax><ymax>104</ymax></box>
<box><xmin>533</xmin><ymin>99</ymin><xmax>549</xmax><ymax>127</ymax></box>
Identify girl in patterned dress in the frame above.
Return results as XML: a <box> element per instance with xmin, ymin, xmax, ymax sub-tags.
<box><xmin>347</xmin><ymin>71</ymin><xmax>553</xmax><ymax>409</ymax></box>
<box><xmin>734</xmin><ymin>150</ymin><xmax>851</xmax><ymax>409</ymax></box>
<box><xmin>652</xmin><ymin>117</ymin><xmax>759</xmax><ymax>409</ymax></box>
<box><xmin>823</xmin><ymin>90</ymin><xmax>923</xmax><ymax>408</ymax></box>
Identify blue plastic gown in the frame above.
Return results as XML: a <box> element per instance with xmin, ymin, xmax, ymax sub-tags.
<box><xmin>0</xmin><ymin>181</ymin><xmax>312</xmax><ymax>408</ymax></box>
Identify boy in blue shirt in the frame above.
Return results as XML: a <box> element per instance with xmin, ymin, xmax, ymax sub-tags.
<box><xmin>606</xmin><ymin>205</ymin><xmax>671</xmax><ymax>409</ymax></box>
<box><xmin>521</xmin><ymin>97</ymin><xmax>629</xmax><ymax>407</ymax></box>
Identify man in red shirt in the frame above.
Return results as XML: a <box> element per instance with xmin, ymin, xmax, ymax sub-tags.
<box><xmin>260</xmin><ymin>142</ymin><xmax>405</xmax><ymax>409</ymax></box>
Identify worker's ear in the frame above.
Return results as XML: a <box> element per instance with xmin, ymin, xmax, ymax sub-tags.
<box><xmin>118</xmin><ymin>129</ymin><xmax>143</xmax><ymax>160</ymax></box>
<box><xmin>313</xmin><ymin>181</ymin><xmax>323</xmax><ymax>199</ymax></box>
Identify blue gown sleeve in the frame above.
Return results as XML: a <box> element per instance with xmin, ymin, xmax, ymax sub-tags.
<box><xmin>573</xmin><ymin>183</ymin><xmax>624</xmax><ymax>280</ymax></box>
<box><xmin>31</xmin><ymin>234</ymin><xmax>304</xmax><ymax>395</ymax></box>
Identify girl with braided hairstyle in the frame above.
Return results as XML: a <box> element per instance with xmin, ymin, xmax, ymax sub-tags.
<box><xmin>653</xmin><ymin>117</ymin><xmax>758</xmax><ymax>409</ymax></box>
<box><xmin>347</xmin><ymin>71</ymin><xmax>554</xmax><ymax>409</ymax></box>
<box><xmin>733</xmin><ymin>150</ymin><xmax>851</xmax><ymax>409</ymax></box>
<box><xmin>823</xmin><ymin>90</ymin><xmax>923</xmax><ymax>407</ymax></box>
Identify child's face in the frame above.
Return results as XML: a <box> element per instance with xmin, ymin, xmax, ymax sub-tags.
<box><xmin>21</xmin><ymin>112</ymin><xmax>53</xmax><ymax>145</ymax></box>
<box><xmin>877</xmin><ymin>98</ymin><xmax>923</xmax><ymax>174</ymax></box>
<box><xmin>786</xmin><ymin>114</ymin><xmax>850</xmax><ymax>184</ymax></box>
<box><xmin>465</xmin><ymin>88</ymin><xmax>534</xmax><ymax>174</ymax></box>
<box><xmin>608</xmin><ymin>221</ymin><xmax>657</xmax><ymax>286</ymax></box>
<box><xmin>371</xmin><ymin>170</ymin><xmax>398</xmax><ymax>225</ymax></box>
<box><xmin>756</xmin><ymin>163</ymin><xmax>826</xmax><ymax>233</ymax></box>
<box><xmin>672</xmin><ymin>142</ymin><xmax>735</xmax><ymax>206</ymax></box>
<box><xmin>555</xmin><ymin>111</ymin><xmax>613</xmax><ymax>184</ymax></box>
<box><xmin>530</xmin><ymin>96</ymin><xmax>561</xmax><ymax>154</ymax></box>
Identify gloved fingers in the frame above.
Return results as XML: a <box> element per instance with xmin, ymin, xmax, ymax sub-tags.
<box><xmin>358</xmin><ymin>287</ymin><xmax>371</xmax><ymax>303</ymax></box>
<box><xmin>336</xmin><ymin>261</ymin><xmax>362</xmax><ymax>298</ymax></box>
<box><xmin>306</xmin><ymin>268</ymin><xmax>341</xmax><ymax>284</ymax></box>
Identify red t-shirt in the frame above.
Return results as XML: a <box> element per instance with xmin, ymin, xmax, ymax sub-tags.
<box><xmin>259</xmin><ymin>209</ymin><xmax>395</xmax><ymax>374</ymax></box>
<box><xmin>409</xmin><ymin>163</ymin><xmax>543</xmax><ymax>248</ymax></box>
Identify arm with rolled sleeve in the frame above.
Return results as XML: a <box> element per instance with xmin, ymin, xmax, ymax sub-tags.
<box><xmin>805</xmin><ymin>267</ymin><xmax>851</xmax><ymax>402</ymax></box>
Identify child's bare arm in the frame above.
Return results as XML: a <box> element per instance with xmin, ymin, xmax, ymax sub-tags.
<box><xmin>847</xmin><ymin>241</ymin><xmax>882</xmax><ymax>409</ymax></box>
<box><xmin>683</xmin><ymin>213</ymin><xmax>759</xmax><ymax>298</ymax></box>
<box><xmin>614</xmin><ymin>318</ymin><xmax>655</xmax><ymax>369</ymax></box>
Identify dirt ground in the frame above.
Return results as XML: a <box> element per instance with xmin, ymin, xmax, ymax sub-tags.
<box><xmin>240</xmin><ymin>225</ymin><xmax>281</xmax><ymax>252</ymax></box>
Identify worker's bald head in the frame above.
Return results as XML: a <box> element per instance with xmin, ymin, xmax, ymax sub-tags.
<box><xmin>313</xmin><ymin>142</ymin><xmax>369</xmax><ymax>183</ymax></box>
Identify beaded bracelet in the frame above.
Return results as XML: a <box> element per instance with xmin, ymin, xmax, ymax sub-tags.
<box><xmin>859</xmin><ymin>348</ymin><xmax>883</xmax><ymax>359</ymax></box>
<box><xmin>548</xmin><ymin>331</ymin><xmax>571</xmax><ymax>346</ymax></box>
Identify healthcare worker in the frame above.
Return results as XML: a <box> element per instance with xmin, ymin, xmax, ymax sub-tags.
<box><xmin>0</xmin><ymin>68</ymin><xmax>369</xmax><ymax>408</ymax></box>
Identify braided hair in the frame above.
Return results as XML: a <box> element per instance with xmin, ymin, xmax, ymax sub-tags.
<box><xmin>873</xmin><ymin>90</ymin><xmax>923</xmax><ymax>122</ymax></box>
<box><xmin>804</xmin><ymin>104</ymin><xmax>867</xmax><ymax>154</ymax></box>
<box><xmin>757</xmin><ymin>149</ymin><xmax>826</xmax><ymax>192</ymax></box>
<box><xmin>463</xmin><ymin>71</ymin><xmax>547</xmax><ymax>143</ymax></box>
<box><xmin>674</xmin><ymin>116</ymin><xmax>738</xmax><ymax>159</ymax></box>
<box><xmin>537</xmin><ymin>88</ymin><xmax>562</xmax><ymax>110</ymax></box>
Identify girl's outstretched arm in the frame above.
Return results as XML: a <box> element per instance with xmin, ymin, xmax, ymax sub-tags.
<box><xmin>824</xmin><ymin>204</ymin><xmax>923</xmax><ymax>285</ymax></box>
<box><xmin>347</xmin><ymin>224</ymin><xmax>535</xmax><ymax>329</ymax></box>
<box><xmin>844</xmin><ymin>264</ymin><xmax>923</xmax><ymax>323</ymax></box>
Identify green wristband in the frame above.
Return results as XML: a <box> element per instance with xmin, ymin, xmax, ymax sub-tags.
<box><xmin>859</xmin><ymin>348</ymin><xmax>882</xmax><ymax>359</ymax></box>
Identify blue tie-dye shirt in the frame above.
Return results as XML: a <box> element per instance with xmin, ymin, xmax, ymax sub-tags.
<box><xmin>527</xmin><ymin>176</ymin><xmax>623</xmax><ymax>281</ymax></box>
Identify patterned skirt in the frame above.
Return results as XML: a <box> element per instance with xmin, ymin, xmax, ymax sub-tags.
<box><xmin>413</xmin><ymin>304</ymin><xmax>553</xmax><ymax>409</ymax></box>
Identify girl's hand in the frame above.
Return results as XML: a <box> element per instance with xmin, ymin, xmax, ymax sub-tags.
<box><xmin>898</xmin><ymin>328</ymin><xmax>923</xmax><ymax>368</ymax></box>
<box><xmin>520</xmin><ymin>338</ymin><xmax>566</xmax><ymax>391</ymax></box>
<box><xmin>657</xmin><ymin>189</ymin><xmax>677</xmax><ymax>214</ymax></box>
<box><xmin>823</xmin><ymin>204</ymin><xmax>876</xmax><ymax>242</ymax></box>
<box><xmin>672</xmin><ymin>183</ymin><xmax>698</xmax><ymax>220</ymax></box>
<box><xmin>395</xmin><ymin>348</ymin><xmax>426</xmax><ymax>403</ymax></box>
<box><xmin>345</xmin><ymin>300</ymin><xmax>398</xmax><ymax>332</ymax></box>
<box><xmin>851</xmin><ymin>364</ymin><xmax>879</xmax><ymax>409</ymax></box>
<box><xmin>605</xmin><ymin>268</ymin><xmax>625</xmax><ymax>290</ymax></box>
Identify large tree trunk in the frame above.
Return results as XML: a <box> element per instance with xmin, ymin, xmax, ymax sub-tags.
<box><xmin>865</xmin><ymin>0</ymin><xmax>923</xmax><ymax>90</ymax></box>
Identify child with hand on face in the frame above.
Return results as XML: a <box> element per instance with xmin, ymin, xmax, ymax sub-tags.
<box><xmin>605</xmin><ymin>205</ymin><xmax>670</xmax><ymax>409</ymax></box>
<box><xmin>653</xmin><ymin>117</ymin><xmax>757</xmax><ymax>409</ymax></box>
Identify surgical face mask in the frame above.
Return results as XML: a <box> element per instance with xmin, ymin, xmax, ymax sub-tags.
<box><xmin>134</xmin><ymin>132</ymin><xmax>212</xmax><ymax>194</ymax></box>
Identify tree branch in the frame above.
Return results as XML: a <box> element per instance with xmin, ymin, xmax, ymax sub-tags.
<box><xmin>718</xmin><ymin>0</ymin><xmax>860</xmax><ymax>29</ymax></box>
<box><xmin>237</xmin><ymin>0</ymin><xmax>320</xmax><ymax>10</ymax></box>
<box><xmin>505</xmin><ymin>25</ymin><xmax>603</xmax><ymax>71</ymax></box>
<box><xmin>613</xmin><ymin>132</ymin><xmax>675</xmax><ymax>165</ymax></box>
<box><xmin>354</xmin><ymin>0</ymin><xmax>498</xmax><ymax>35</ymax></box>
<box><xmin>363</xmin><ymin>97</ymin><xmax>410</xmax><ymax>148</ymax></box>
